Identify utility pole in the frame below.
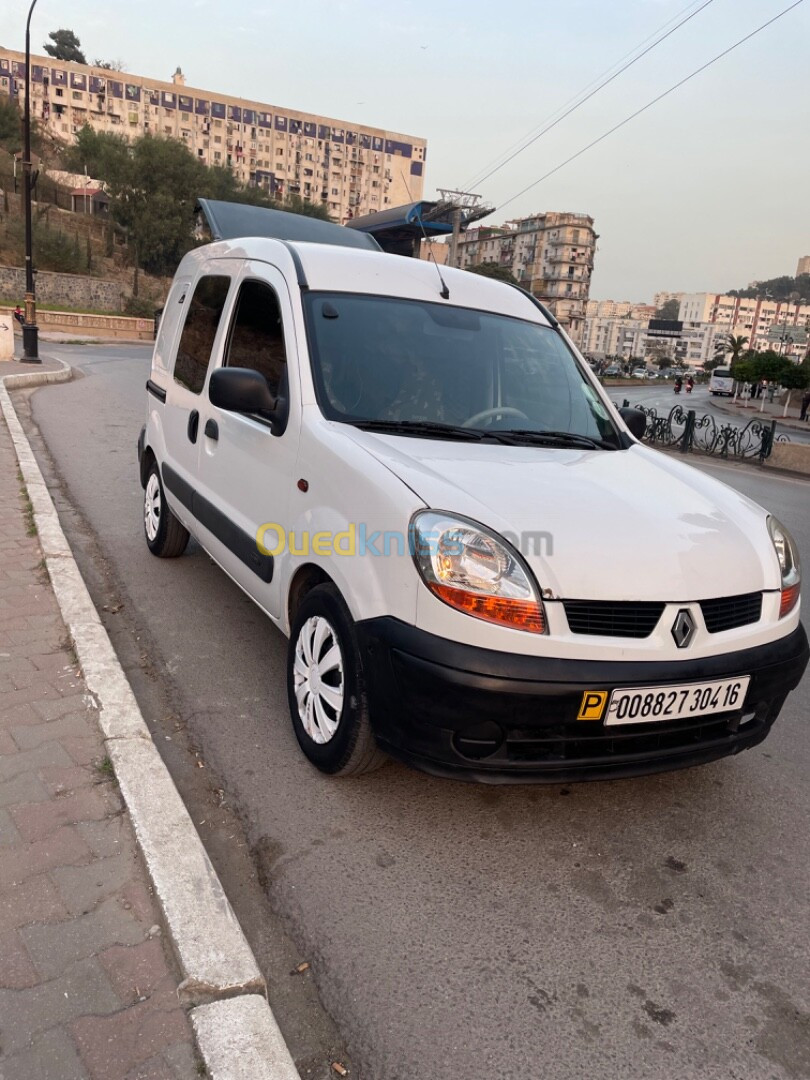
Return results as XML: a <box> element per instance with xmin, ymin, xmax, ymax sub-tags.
<box><xmin>21</xmin><ymin>0</ymin><xmax>41</xmax><ymax>362</ymax></box>
<box><xmin>436</xmin><ymin>189</ymin><xmax>493</xmax><ymax>269</ymax></box>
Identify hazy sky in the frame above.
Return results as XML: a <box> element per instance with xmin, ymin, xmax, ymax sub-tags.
<box><xmin>3</xmin><ymin>0</ymin><xmax>809</xmax><ymax>300</ymax></box>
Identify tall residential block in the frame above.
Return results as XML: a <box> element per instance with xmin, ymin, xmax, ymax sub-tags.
<box><xmin>797</xmin><ymin>255</ymin><xmax>810</xmax><ymax>277</ymax></box>
<box><xmin>452</xmin><ymin>212</ymin><xmax>597</xmax><ymax>342</ymax></box>
<box><xmin>0</xmin><ymin>48</ymin><xmax>426</xmax><ymax>223</ymax></box>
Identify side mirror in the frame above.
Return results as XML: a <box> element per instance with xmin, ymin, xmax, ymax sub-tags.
<box><xmin>619</xmin><ymin>407</ymin><xmax>647</xmax><ymax>441</ymax></box>
<box><xmin>209</xmin><ymin>367</ymin><xmax>287</xmax><ymax>435</ymax></box>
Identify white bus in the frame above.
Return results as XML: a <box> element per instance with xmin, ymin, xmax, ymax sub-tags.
<box><xmin>709</xmin><ymin>366</ymin><xmax>734</xmax><ymax>396</ymax></box>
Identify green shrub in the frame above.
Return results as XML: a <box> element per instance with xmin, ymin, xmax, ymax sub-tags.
<box><xmin>123</xmin><ymin>294</ymin><xmax>158</xmax><ymax>318</ymax></box>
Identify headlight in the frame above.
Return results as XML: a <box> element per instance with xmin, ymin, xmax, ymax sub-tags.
<box><xmin>768</xmin><ymin>516</ymin><xmax>801</xmax><ymax>618</ymax></box>
<box><xmin>411</xmin><ymin>511</ymin><xmax>546</xmax><ymax>633</ymax></box>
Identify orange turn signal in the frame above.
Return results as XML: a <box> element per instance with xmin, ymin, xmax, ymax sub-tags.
<box><xmin>780</xmin><ymin>583</ymin><xmax>800</xmax><ymax>618</ymax></box>
<box><xmin>430</xmin><ymin>583</ymin><xmax>546</xmax><ymax>633</ymax></box>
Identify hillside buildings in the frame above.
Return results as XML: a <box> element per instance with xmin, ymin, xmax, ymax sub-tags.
<box><xmin>0</xmin><ymin>47</ymin><xmax>426</xmax><ymax>223</ymax></box>
<box><xmin>583</xmin><ymin>292</ymin><xmax>810</xmax><ymax>367</ymax></box>
<box><xmin>450</xmin><ymin>212</ymin><xmax>597</xmax><ymax>342</ymax></box>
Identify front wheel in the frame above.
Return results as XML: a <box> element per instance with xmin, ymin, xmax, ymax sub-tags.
<box><xmin>287</xmin><ymin>583</ymin><xmax>386</xmax><ymax>776</ymax></box>
<box><xmin>143</xmin><ymin>462</ymin><xmax>190</xmax><ymax>558</ymax></box>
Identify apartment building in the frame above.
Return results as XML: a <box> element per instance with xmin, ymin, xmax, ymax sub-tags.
<box><xmin>582</xmin><ymin>314</ymin><xmax>721</xmax><ymax>368</ymax></box>
<box><xmin>452</xmin><ymin>212</ymin><xmax>597</xmax><ymax>342</ymax></box>
<box><xmin>797</xmin><ymin>256</ymin><xmax>810</xmax><ymax>277</ymax></box>
<box><xmin>585</xmin><ymin>299</ymin><xmax>656</xmax><ymax>320</ymax></box>
<box><xmin>0</xmin><ymin>48</ymin><xmax>426</xmax><ymax>223</ymax></box>
<box><xmin>679</xmin><ymin>293</ymin><xmax>810</xmax><ymax>361</ymax></box>
<box><xmin>651</xmin><ymin>291</ymin><xmax>684</xmax><ymax>309</ymax></box>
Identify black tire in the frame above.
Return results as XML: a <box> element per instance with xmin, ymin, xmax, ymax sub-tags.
<box><xmin>287</xmin><ymin>583</ymin><xmax>387</xmax><ymax>777</ymax></box>
<box><xmin>143</xmin><ymin>461</ymin><xmax>190</xmax><ymax>558</ymax></box>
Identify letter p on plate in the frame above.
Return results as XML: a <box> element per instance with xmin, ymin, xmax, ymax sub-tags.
<box><xmin>577</xmin><ymin>691</ymin><xmax>608</xmax><ymax>721</ymax></box>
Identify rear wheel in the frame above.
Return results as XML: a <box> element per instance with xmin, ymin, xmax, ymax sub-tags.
<box><xmin>143</xmin><ymin>462</ymin><xmax>189</xmax><ymax>558</ymax></box>
<box><xmin>287</xmin><ymin>583</ymin><xmax>386</xmax><ymax>776</ymax></box>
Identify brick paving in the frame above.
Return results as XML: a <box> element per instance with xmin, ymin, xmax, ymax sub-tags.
<box><xmin>0</xmin><ymin>409</ymin><xmax>201</xmax><ymax>1079</ymax></box>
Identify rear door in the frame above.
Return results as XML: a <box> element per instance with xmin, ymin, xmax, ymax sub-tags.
<box><xmin>195</xmin><ymin>260</ymin><xmax>300</xmax><ymax>619</ymax></box>
<box><xmin>161</xmin><ymin>264</ymin><xmax>240</xmax><ymax>528</ymax></box>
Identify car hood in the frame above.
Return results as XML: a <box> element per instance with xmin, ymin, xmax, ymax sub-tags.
<box><xmin>341</xmin><ymin>430</ymin><xmax>780</xmax><ymax>602</ymax></box>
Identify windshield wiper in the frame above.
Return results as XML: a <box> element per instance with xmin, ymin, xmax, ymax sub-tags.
<box><xmin>348</xmin><ymin>420</ymin><xmax>618</xmax><ymax>450</ymax></box>
<box><xmin>350</xmin><ymin>419</ymin><xmax>497</xmax><ymax>442</ymax></box>
<box><xmin>497</xmin><ymin>429</ymin><xmax>619</xmax><ymax>450</ymax></box>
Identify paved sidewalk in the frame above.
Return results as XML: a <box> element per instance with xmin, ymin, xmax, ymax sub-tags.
<box><xmin>718</xmin><ymin>393</ymin><xmax>810</xmax><ymax>431</ymax></box>
<box><xmin>0</xmin><ymin>412</ymin><xmax>200</xmax><ymax>1077</ymax></box>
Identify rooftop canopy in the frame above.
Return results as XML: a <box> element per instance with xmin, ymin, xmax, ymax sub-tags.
<box><xmin>194</xmin><ymin>199</ymin><xmax>380</xmax><ymax>251</ymax></box>
<box><xmin>347</xmin><ymin>201</ymin><xmax>454</xmax><ymax>257</ymax></box>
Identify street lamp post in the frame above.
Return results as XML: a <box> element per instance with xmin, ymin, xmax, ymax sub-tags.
<box><xmin>21</xmin><ymin>0</ymin><xmax>41</xmax><ymax>363</ymax></box>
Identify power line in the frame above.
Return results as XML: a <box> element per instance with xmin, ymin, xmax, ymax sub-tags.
<box><xmin>463</xmin><ymin>0</ymin><xmax>711</xmax><ymax>190</ymax></box>
<box><xmin>463</xmin><ymin>0</ymin><xmax>716</xmax><ymax>192</ymax></box>
<box><xmin>495</xmin><ymin>0</ymin><xmax>805</xmax><ymax>215</ymax></box>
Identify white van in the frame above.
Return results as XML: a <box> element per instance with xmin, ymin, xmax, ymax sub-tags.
<box><xmin>138</xmin><ymin>202</ymin><xmax>807</xmax><ymax>783</ymax></box>
<box><xmin>709</xmin><ymin>366</ymin><xmax>735</xmax><ymax>396</ymax></box>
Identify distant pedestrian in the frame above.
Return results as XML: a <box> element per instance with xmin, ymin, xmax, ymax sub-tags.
<box><xmin>12</xmin><ymin>304</ymin><xmax>24</xmax><ymax>326</ymax></box>
<box><xmin>800</xmin><ymin>390</ymin><xmax>810</xmax><ymax>422</ymax></box>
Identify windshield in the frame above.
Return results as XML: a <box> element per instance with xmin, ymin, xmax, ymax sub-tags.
<box><xmin>303</xmin><ymin>293</ymin><xmax>620</xmax><ymax>447</ymax></box>
<box><xmin>712</xmin><ymin>368</ymin><xmax>732</xmax><ymax>380</ymax></box>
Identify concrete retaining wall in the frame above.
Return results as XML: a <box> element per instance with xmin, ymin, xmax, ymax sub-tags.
<box><xmin>1</xmin><ymin>306</ymin><xmax>154</xmax><ymax>342</ymax></box>
<box><xmin>766</xmin><ymin>441</ymin><xmax>810</xmax><ymax>476</ymax></box>
<box><xmin>0</xmin><ymin>265</ymin><xmax>125</xmax><ymax>313</ymax></box>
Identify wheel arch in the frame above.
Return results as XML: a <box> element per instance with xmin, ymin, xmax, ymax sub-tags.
<box><xmin>287</xmin><ymin>563</ymin><xmax>336</xmax><ymax>631</ymax></box>
<box><xmin>140</xmin><ymin>444</ymin><xmax>157</xmax><ymax>489</ymax></box>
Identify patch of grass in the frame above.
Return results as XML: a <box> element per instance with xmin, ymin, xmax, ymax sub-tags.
<box><xmin>20</xmin><ymin>486</ymin><xmax>37</xmax><ymax>536</ymax></box>
<box><xmin>94</xmin><ymin>755</ymin><xmax>116</xmax><ymax>782</ymax></box>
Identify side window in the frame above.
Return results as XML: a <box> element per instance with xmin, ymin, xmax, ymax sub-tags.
<box><xmin>173</xmin><ymin>275</ymin><xmax>231</xmax><ymax>394</ymax></box>
<box><xmin>224</xmin><ymin>280</ymin><xmax>288</xmax><ymax>397</ymax></box>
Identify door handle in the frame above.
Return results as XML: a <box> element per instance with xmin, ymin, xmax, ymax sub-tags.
<box><xmin>187</xmin><ymin>410</ymin><xmax>199</xmax><ymax>443</ymax></box>
<box><xmin>204</xmin><ymin>418</ymin><xmax>219</xmax><ymax>441</ymax></box>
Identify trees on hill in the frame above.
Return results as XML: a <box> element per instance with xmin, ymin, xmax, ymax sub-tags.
<box><xmin>727</xmin><ymin>274</ymin><xmax>810</xmax><ymax>301</ymax></box>
<box><xmin>43</xmin><ymin>29</ymin><xmax>86</xmax><ymax>64</ymax></box>
<box><xmin>62</xmin><ymin>126</ymin><xmax>332</xmax><ymax>283</ymax></box>
<box><xmin>654</xmin><ymin>298</ymin><xmax>680</xmax><ymax>320</ymax></box>
<box><xmin>466</xmin><ymin>262</ymin><xmax>519</xmax><ymax>286</ymax></box>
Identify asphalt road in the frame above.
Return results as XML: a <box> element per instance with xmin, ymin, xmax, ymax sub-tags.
<box><xmin>24</xmin><ymin>344</ymin><xmax>810</xmax><ymax>1080</ymax></box>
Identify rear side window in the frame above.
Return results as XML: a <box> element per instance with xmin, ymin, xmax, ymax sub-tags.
<box><xmin>224</xmin><ymin>280</ymin><xmax>288</xmax><ymax>398</ymax></box>
<box><xmin>174</xmin><ymin>275</ymin><xmax>231</xmax><ymax>394</ymax></box>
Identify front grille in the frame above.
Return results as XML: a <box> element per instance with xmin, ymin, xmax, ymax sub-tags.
<box><xmin>504</xmin><ymin>712</ymin><xmax>762</xmax><ymax>765</ymax></box>
<box><xmin>563</xmin><ymin>600</ymin><xmax>665</xmax><ymax>638</ymax></box>
<box><xmin>700</xmin><ymin>592</ymin><xmax>762</xmax><ymax>633</ymax></box>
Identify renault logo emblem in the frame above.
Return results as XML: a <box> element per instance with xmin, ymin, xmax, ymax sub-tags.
<box><xmin>672</xmin><ymin>609</ymin><xmax>696</xmax><ymax>649</ymax></box>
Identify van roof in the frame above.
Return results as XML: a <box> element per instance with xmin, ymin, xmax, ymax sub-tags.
<box><xmin>184</xmin><ymin>236</ymin><xmax>552</xmax><ymax>325</ymax></box>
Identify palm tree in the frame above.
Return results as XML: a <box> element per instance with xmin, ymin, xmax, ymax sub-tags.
<box><xmin>714</xmin><ymin>333</ymin><xmax>749</xmax><ymax>366</ymax></box>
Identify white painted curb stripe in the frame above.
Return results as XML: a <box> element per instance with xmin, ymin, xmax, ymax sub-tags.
<box><xmin>192</xmin><ymin>996</ymin><xmax>300</xmax><ymax>1080</ymax></box>
<box><xmin>0</xmin><ymin>369</ymin><xmax>299</xmax><ymax>1080</ymax></box>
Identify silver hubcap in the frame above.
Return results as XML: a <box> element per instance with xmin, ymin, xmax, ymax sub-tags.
<box><xmin>293</xmin><ymin>616</ymin><xmax>344</xmax><ymax>744</ymax></box>
<box><xmin>144</xmin><ymin>473</ymin><xmax>161</xmax><ymax>542</ymax></box>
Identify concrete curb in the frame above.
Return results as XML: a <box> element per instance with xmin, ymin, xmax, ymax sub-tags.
<box><xmin>0</xmin><ymin>366</ymin><xmax>300</xmax><ymax>1076</ymax></box>
<box><xmin>192</xmin><ymin>997</ymin><xmax>300</xmax><ymax>1079</ymax></box>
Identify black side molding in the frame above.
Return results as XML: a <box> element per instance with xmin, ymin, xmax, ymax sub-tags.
<box><xmin>146</xmin><ymin>379</ymin><xmax>167</xmax><ymax>403</ymax></box>
<box><xmin>161</xmin><ymin>463</ymin><xmax>273</xmax><ymax>583</ymax></box>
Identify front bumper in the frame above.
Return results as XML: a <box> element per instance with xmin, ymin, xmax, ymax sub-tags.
<box><xmin>357</xmin><ymin>618</ymin><xmax>809</xmax><ymax>784</ymax></box>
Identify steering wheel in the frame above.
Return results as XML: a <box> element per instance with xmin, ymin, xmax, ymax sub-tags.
<box><xmin>462</xmin><ymin>406</ymin><xmax>529</xmax><ymax>428</ymax></box>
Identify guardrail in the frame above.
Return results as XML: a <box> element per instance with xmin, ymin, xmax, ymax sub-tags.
<box><xmin>619</xmin><ymin>402</ymin><xmax>790</xmax><ymax>463</ymax></box>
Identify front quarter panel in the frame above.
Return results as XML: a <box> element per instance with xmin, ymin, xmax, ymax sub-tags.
<box><xmin>276</xmin><ymin>411</ymin><xmax>425</xmax><ymax>634</ymax></box>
